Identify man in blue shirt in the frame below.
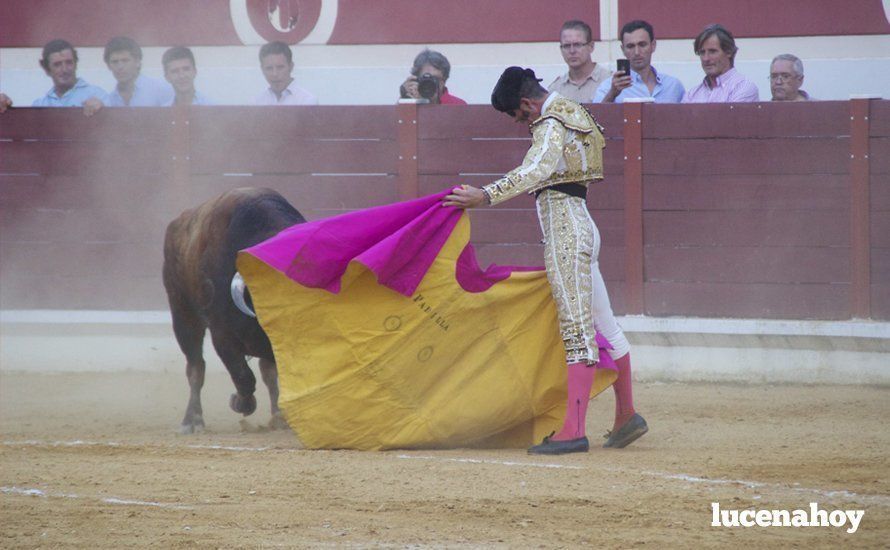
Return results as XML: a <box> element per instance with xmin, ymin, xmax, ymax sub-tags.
<box><xmin>161</xmin><ymin>47</ymin><xmax>214</xmax><ymax>106</ymax></box>
<box><xmin>593</xmin><ymin>20</ymin><xmax>684</xmax><ymax>104</ymax></box>
<box><xmin>104</xmin><ymin>36</ymin><xmax>174</xmax><ymax>107</ymax></box>
<box><xmin>32</xmin><ymin>39</ymin><xmax>107</xmax><ymax>115</ymax></box>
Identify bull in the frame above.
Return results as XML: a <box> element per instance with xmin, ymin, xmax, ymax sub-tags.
<box><xmin>162</xmin><ymin>187</ymin><xmax>305</xmax><ymax>433</ymax></box>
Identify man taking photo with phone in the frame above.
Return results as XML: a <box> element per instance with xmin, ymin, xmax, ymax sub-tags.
<box><xmin>594</xmin><ymin>20</ymin><xmax>684</xmax><ymax>103</ymax></box>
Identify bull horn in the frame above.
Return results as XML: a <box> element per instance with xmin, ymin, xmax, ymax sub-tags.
<box><xmin>230</xmin><ymin>272</ymin><xmax>257</xmax><ymax>318</ymax></box>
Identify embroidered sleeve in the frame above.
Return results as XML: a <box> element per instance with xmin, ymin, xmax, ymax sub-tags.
<box><xmin>482</xmin><ymin>119</ymin><xmax>566</xmax><ymax>206</ymax></box>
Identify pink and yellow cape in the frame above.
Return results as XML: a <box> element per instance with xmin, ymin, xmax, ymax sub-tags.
<box><xmin>237</xmin><ymin>191</ymin><xmax>617</xmax><ymax>450</ymax></box>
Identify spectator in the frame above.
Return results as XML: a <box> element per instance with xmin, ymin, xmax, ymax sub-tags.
<box><xmin>0</xmin><ymin>93</ymin><xmax>13</xmax><ymax>113</ymax></box>
<box><xmin>31</xmin><ymin>39</ymin><xmax>107</xmax><ymax>116</ymax></box>
<box><xmin>548</xmin><ymin>20</ymin><xmax>610</xmax><ymax>103</ymax></box>
<box><xmin>770</xmin><ymin>54</ymin><xmax>813</xmax><ymax>101</ymax></box>
<box><xmin>399</xmin><ymin>49</ymin><xmax>466</xmax><ymax>105</ymax></box>
<box><xmin>682</xmin><ymin>24</ymin><xmax>758</xmax><ymax>103</ymax></box>
<box><xmin>253</xmin><ymin>41</ymin><xmax>317</xmax><ymax>105</ymax></box>
<box><xmin>594</xmin><ymin>20</ymin><xmax>684</xmax><ymax>103</ymax></box>
<box><xmin>162</xmin><ymin>47</ymin><xmax>213</xmax><ymax>106</ymax></box>
<box><xmin>104</xmin><ymin>36</ymin><xmax>174</xmax><ymax>107</ymax></box>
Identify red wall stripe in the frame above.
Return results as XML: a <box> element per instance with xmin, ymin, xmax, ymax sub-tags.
<box><xmin>617</xmin><ymin>0</ymin><xmax>890</xmax><ymax>40</ymax></box>
<box><xmin>2</xmin><ymin>0</ymin><xmax>885</xmax><ymax>47</ymax></box>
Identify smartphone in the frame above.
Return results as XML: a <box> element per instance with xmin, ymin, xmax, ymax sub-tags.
<box><xmin>617</xmin><ymin>59</ymin><xmax>630</xmax><ymax>75</ymax></box>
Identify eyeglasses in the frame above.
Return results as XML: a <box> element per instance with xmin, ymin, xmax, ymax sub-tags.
<box><xmin>559</xmin><ymin>41</ymin><xmax>591</xmax><ymax>51</ymax></box>
<box><xmin>769</xmin><ymin>73</ymin><xmax>799</xmax><ymax>82</ymax></box>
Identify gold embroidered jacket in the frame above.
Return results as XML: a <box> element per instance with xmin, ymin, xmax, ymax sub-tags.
<box><xmin>482</xmin><ymin>93</ymin><xmax>605</xmax><ymax>206</ymax></box>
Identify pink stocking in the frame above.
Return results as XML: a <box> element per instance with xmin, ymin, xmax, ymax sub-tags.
<box><xmin>552</xmin><ymin>361</ymin><xmax>595</xmax><ymax>441</ymax></box>
<box><xmin>612</xmin><ymin>353</ymin><xmax>635</xmax><ymax>431</ymax></box>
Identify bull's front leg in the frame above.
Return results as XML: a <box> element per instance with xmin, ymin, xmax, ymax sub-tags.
<box><xmin>259</xmin><ymin>358</ymin><xmax>288</xmax><ymax>430</ymax></box>
<box><xmin>181</xmin><ymin>360</ymin><xmax>207</xmax><ymax>433</ymax></box>
<box><xmin>227</xmin><ymin>361</ymin><xmax>258</xmax><ymax>416</ymax></box>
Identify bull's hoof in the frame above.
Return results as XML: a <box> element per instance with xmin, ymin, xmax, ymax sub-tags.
<box><xmin>229</xmin><ymin>393</ymin><xmax>257</xmax><ymax>416</ymax></box>
<box><xmin>179</xmin><ymin>418</ymin><xmax>205</xmax><ymax>435</ymax></box>
<box><xmin>269</xmin><ymin>411</ymin><xmax>289</xmax><ymax>431</ymax></box>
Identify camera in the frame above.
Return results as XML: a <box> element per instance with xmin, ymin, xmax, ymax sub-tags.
<box><xmin>417</xmin><ymin>73</ymin><xmax>440</xmax><ymax>100</ymax></box>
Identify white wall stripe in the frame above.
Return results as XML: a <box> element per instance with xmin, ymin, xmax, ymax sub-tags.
<box><xmin>2</xmin><ymin>311</ymin><xmax>886</xmax><ymax>339</ymax></box>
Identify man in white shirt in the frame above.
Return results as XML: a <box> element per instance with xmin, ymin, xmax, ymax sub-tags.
<box><xmin>548</xmin><ymin>20</ymin><xmax>611</xmax><ymax>104</ymax></box>
<box><xmin>253</xmin><ymin>41</ymin><xmax>317</xmax><ymax>106</ymax></box>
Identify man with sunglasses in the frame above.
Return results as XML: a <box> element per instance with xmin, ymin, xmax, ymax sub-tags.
<box><xmin>443</xmin><ymin>67</ymin><xmax>648</xmax><ymax>455</ymax></box>
<box><xmin>548</xmin><ymin>20</ymin><xmax>611</xmax><ymax>103</ymax></box>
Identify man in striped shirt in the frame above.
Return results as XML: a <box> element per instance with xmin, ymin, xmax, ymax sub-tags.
<box><xmin>682</xmin><ymin>24</ymin><xmax>759</xmax><ymax>103</ymax></box>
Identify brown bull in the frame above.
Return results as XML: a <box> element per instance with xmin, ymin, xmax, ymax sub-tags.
<box><xmin>163</xmin><ymin>187</ymin><xmax>305</xmax><ymax>433</ymax></box>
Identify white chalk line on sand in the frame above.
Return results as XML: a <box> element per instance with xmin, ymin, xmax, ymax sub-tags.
<box><xmin>396</xmin><ymin>455</ymin><xmax>890</xmax><ymax>507</ymax></box>
<box><xmin>1</xmin><ymin>486</ymin><xmax>193</xmax><ymax>510</ymax></box>
<box><xmin>5</xmin><ymin>440</ymin><xmax>888</xmax><ymax>507</ymax></box>
<box><xmin>396</xmin><ymin>454</ymin><xmax>584</xmax><ymax>470</ymax></box>
<box><xmin>1</xmin><ymin>439</ymin><xmax>288</xmax><ymax>453</ymax></box>
<box><xmin>644</xmin><ymin>471</ymin><xmax>890</xmax><ymax>507</ymax></box>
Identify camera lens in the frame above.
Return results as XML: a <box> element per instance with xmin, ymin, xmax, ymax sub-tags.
<box><xmin>417</xmin><ymin>73</ymin><xmax>439</xmax><ymax>99</ymax></box>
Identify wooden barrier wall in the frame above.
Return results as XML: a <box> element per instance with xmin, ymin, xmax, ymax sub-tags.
<box><xmin>0</xmin><ymin>101</ymin><xmax>887</xmax><ymax>320</ymax></box>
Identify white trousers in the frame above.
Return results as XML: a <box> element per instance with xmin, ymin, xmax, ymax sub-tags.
<box><xmin>536</xmin><ymin>189</ymin><xmax>631</xmax><ymax>363</ymax></box>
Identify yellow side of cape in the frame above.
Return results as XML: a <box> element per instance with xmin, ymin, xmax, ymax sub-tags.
<box><xmin>237</xmin><ymin>213</ymin><xmax>616</xmax><ymax>450</ymax></box>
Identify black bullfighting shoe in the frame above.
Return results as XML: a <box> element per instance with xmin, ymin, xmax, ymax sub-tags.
<box><xmin>527</xmin><ymin>432</ymin><xmax>589</xmax><ymax>455</ymax></box>
<box><xmin>603</xmin><ymin>413</ymin><xmax>648</xmax><ymax>448</ymax></box>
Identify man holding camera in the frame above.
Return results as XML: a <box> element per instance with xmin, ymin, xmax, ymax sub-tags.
<box><xmin>399</xmin><ymin>49</ymin><xmax>466</xmax><ymax>105</ymax></box>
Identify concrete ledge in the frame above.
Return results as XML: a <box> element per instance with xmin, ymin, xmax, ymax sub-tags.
<box><xmin>2</xmin><ymin>310</ymin><xmax>888</xmax><ymax>384</ymax></box>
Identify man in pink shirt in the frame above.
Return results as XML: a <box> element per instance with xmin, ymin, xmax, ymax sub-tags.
<box><xmin>682</xmin><ymin>24</ymin><xmax>758</xmax><ymax>103</ymax></box>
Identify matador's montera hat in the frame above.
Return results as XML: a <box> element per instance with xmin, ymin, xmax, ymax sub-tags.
<box><xmin>491</xmin><ymin>66</ymin><xmax>542</xmax><ymax>113</ymax></box>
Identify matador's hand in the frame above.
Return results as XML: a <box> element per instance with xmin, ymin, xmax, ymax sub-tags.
<box><xmin>442</xmin><ymin>185</ymin><xmax>487</xmax><ymax>209</ymax></box>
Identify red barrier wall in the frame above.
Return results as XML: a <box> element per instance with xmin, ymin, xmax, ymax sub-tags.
<box><xmin>1</xmin><ymin>101</ymin><xmax>886</xmax><ymax>320</ymax></box>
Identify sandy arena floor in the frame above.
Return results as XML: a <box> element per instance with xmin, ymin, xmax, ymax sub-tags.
<box><xmin>1</xmin><ymin>368</ymin><xmax>888</xmax><ymax>548</ymax></box>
